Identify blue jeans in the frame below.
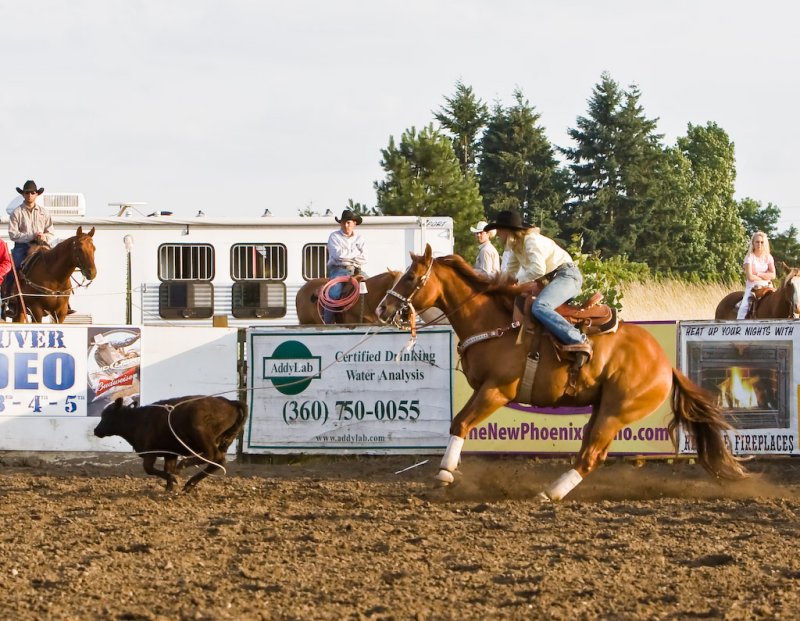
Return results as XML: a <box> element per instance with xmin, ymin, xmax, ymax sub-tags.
<box><xmin>12</xmin><ymin>243</ymin><xmax>29</xmax><ymax>272</ymax></box>
<box><xmin>323</xmin><ymin>266</ymin><xmax>355</xmax><ymax>324</ymax></box>
<box><xmin>532</xmin><ymin>264</ymin><xmax>586</xmax><ymax>345</ymax></box>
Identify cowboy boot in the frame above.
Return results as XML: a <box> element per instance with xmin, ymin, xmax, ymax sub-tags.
<box><xmin>559</xmin><ymin>337</ymin><xmax>593</xmax><ymax>369</ymax></box>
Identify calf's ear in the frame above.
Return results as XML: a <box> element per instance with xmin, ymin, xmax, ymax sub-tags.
<box><xmin>113</xmin><ymin>397</ymin><xmax>124</xmax><ymax>410</ymax></box>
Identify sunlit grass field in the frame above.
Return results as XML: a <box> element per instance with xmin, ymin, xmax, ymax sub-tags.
<box><xmin>619</xmin><ymin>280</ymin><xmax>738</xmax><ymax>322</ymax></box>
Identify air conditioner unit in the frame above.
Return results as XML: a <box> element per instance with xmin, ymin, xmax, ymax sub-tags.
<box><xmin>5</xmin><ymin>192</ymin><xmax>86</xmax><ymax>217</ymax></box>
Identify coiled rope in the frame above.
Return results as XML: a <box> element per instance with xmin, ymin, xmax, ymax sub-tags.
<box><xmin>317</xmin><ymin>276</ymin><xmax>361</xmax><ymax>320</ymax></box>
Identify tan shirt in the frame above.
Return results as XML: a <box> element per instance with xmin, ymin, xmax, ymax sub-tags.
<box><xmin>506</xmin><ymin>230</ymin><xmax>573</xmax><ymax>283</ymax></box>
<box><xmin>9</xmin><ymin>204</ymin><xmax>54</xmax><ymax>245</ymax></box>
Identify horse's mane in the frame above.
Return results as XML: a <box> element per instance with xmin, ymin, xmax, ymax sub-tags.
<box><xmin>434</xmin><ymin>255</ymin><xmax>522</xmax><ymax>310</ymax></box>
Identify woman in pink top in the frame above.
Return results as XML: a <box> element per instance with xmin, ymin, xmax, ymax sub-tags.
<box><xmin>737</xmin><ymin>231</ymin><xmax>776</xmax><ymax>320</ymax></box>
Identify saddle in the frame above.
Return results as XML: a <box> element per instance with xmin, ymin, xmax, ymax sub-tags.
<box><xmin>513</xmin><ymin>291</ymin><xmax>619</xmax><ymax>403</ymax></box>
<box><xmin>740</xmin><ymin>285</ymin><xmax>775</xmax><ymax>318</ymax></box>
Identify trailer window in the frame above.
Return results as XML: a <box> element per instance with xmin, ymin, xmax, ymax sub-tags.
<box><xmin>158</xmin><ymin>244</ymin><xmax>214</xmax><ymax>281</ymax></box>
<box><xmin>230</xmin><ymin>243</ymin><xmax>287</xmax><ymax>318</ymax></box>
<box><xmin>158</xmin><ymin>282</ymin><xmax>215</xmax><ymax>319</ymax></box>
<box><xmin>231</xmin><ymin>282</ymin><xmax>287</xmax><ymax>319</ymax></box>
<box><xmin>302</xmin><ymin>243</ymin><xmax>328</xmax><ymax>280</ymax></box>
<box><xmin>230</xmin><ymin>244</ymin><xmax>286</xmax><ymax>281</ymax></box>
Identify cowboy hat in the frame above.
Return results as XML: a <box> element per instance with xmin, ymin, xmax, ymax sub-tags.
<box><xmin>483</xmin><ymin>210</ymin><xmax>533</xmax><ymax>232</ymax></box>
<box><xmin>16</xmin><ymin>180</ymin><xmax>44</xmax><ymax>195</ymax></box>
<box><xmin>335</xmin><ymin>209</ymin><xmax>363</xmax><ymax>225</ymax></box>
<box><xmin>470</xmin><ymin>220</ymin><xmax>489</xmax><ymax>233</ymax></box>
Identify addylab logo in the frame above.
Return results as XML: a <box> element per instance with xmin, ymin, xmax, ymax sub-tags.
<box><xmin>263</xmin><ymin>340</ymin><xmax>321</xmax><ymax>395</ymax></box>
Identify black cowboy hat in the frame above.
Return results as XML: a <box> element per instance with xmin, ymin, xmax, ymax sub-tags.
<box><xmin>16</xmin><ymin>180</ymin><xmax>44</xmax><ymax>195</ymax></box>
<box><xmin>335</xmin><ymin>209</ymin><xmax>363</xmax><ymax>225</ymax></box>
<box><xmin>483</xmin><ymin>210</ymin><xmax>532</xmax><ymax>232</ymax></box>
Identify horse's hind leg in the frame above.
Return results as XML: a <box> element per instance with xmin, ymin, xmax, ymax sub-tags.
<box><xmin>538</xmin><ymin>409</ymin><xmax>626</xmax><ymax>502</ymax></box>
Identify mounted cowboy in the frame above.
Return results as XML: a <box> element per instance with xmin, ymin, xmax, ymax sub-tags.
<box><xmin>323</xmin><ymin>209</ymin><xmax>367</xmax><ymax>324</ymax></box>
<box><xmin>485</xmin><ymin>209</ymin><xmax>593</xmax><ymax>362</ymax></box>
<box><xmin>5</xmin><ymin>179</ymin><xmax>74</xmax><ymax>316</ymax></box>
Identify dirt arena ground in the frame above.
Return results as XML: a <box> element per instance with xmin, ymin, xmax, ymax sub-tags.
<box><xmin>1</xmin><ymin>453</ymin><xmax>799</xmax><ymax>621</ymax></box>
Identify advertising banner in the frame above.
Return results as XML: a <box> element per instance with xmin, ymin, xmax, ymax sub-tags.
<box><xmin>678</xmin><ymin>320</ymin><xmax>799</xmax><ymax>456</ymax></box>
<box><xmin>0</xmin><ymin>325</ymin><xmax>140</xmax><ymax>418</ymax></box>
<box><xmin>462</xmin><ymin>322</ymin><xmax>677</xmax><ymax>455</ymax></box>
<box><xmin>245</xmin><ymin>328</ymin><xmax>454</xmax><ymax>454</ymax></box>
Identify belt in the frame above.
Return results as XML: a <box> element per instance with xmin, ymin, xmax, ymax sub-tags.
<box><xmin>543</xmin><ymin>262</ymin><xmax>575</xmax><ymax>282</ymax></box>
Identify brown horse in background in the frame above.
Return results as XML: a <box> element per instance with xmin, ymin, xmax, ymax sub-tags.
<box><xmin>296</xmin><ymin>271</ymin><xmax>401</xmax><ymax>324</ymax></box>
<box><xmin>715</xmin><ymin>267</ymin><xmax>800</xmax><ymax>319</ymax></box>
<box><xmin>376</xmin><ymin>245</ymin><xmax>746</xmax><ymax>500</ymax></box>
<box><xmin>9</xmin><ymin>226</ymin><xmax>97</xmax><ymax>323</ymax></box>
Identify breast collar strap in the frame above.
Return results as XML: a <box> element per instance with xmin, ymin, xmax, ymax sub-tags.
<box><xmin>457</xmin><ymin>321</ymin><xmax>521</xmax><ymax>355</ymax></box>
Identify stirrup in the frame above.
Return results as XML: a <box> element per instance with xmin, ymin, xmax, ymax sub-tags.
<box><xmin>559</xmin><ymin>340</ymin><xmax>593</xmax><ymax>358</ymax></box>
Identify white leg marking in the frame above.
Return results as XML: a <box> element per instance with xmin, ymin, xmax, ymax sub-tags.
<box><xmin>544</xmin><ymin>468</ymin><xmax>583</xmax><ymax>501</ymax></box>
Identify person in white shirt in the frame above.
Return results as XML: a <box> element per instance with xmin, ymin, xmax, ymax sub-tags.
<box><xmin>737</xmin><ymin>231</ymin><xmax>776</xmax><ymax>320</ymax></box>
<box><xmin>324</xmin><ymin>209</ymin><xmax>367</xmax><ymax>324</ymax></box>
<box><xmin>485</xmin><ymin>209</ymin><xmax>591</xmax><ymax>360</ymax></box>
<box><xmin>470</xmin><ymin>220</ymin><xmax>500</xmax><ymax>277</ymax></box>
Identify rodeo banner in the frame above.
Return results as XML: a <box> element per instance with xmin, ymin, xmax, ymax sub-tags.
<box><xmin>244</xmin><ymin>327</ymin><xmax>454</xmax><ymax>454</ymax></box>
<box><xmin>0</xmin><ymin>325</ymin><xmax>140</xmax><ymax>418</ymax></box>
<box><xmin>678</xmin><ymin>320</ymin><xmax>799</xmax><ymax>456</ymax></box>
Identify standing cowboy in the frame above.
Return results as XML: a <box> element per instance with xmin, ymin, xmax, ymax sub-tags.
<box><xmin>324</xmin><ymin>209</ymin><xmax>367</xmax><ymax>324</ymax></box>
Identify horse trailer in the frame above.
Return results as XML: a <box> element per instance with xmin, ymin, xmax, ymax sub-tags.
<box><xmin>3</xmin><ymin>193</ymin><xmax>454</xmax><ymax>325</ymax></box>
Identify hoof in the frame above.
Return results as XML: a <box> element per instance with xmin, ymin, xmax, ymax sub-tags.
<box><xmin>434</xmin><ymin>469</ymin><xmax>454</xmax><ymax>485</ymax></box>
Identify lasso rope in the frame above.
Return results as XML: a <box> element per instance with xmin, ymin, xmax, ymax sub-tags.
<box><xmin>317</xmin><ymin>276</ymin><xmax>361</xmax><ymax>320</ymax></box>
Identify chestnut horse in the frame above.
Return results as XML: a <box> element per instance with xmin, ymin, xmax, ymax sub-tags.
<box><xmin>715</xmin><ymin>267</ymin><xmax>800</xmax><ymax>319</ymax></box>
<box><xmin>376</xmin><ymin>245</ymin><xmax>746</xmax><ymax>501</ymax></box>
<box><xmin>295</xmin><ymin>271</ymin><xmax>401</xmax><ymax>324</ymax></box>
<box><xmin>9</xmin><ymin>226</ymin><xmax>97</xmax><ymax>323</ymax></box>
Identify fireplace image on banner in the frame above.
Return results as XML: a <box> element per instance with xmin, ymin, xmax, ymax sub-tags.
<box><xmin>686</xmin><ymin>340</ymin><xmax>791</xmax><ymax>429</ymax></box>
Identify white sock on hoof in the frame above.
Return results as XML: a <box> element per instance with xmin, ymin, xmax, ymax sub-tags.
<box><xmin>440</xmin><ymin>435</ymin><xmax>464</xmax><ymax>472</ymax></box>
<box><xmin>544</xmin><ymin>468</ymin><xmax>583</xmax><ymax>501</ymax></box>
<box><xmin>435</xmin><ymin>470</ymin><xmax>454</xmax><ymax>484</ymax></box>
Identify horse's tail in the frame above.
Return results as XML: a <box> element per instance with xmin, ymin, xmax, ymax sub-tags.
<box><xmin>670</xmin><ymin>369</ymin><xmax>748</xmax><ymax>480</ymax></box>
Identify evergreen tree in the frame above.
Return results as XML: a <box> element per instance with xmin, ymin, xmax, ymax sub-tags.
<box><xmin>677</xmin><ymin>122</ymin><xmax>746</xmax><ymax>281</ymax></box>
<box><xmin>478</xmin><ymin>90</ymin><xmax>567</xmax><ymax>236</ymax></box>
<box><xmin>433</xmin><ymin>81</ymin><xmax>489</xmax><ymax>174</ymax></box>
<box><xmin>770</xmin><ymin>226</ymin><xmax>800</xmax><ymax>269</ymax></box>
<box><xmin>560</xmin><ymin>73</ymin><xmax>665</xmax><ymax>260</ymax></box>
<box><xmin>737</xmin><ymin>197</ymin><xmax>780</xmax><ymax>237</ymax></box>
<box><xmin>374</xmin><ymin>124</ymin><xmax>484</xmax><ymax>259</ymax></box>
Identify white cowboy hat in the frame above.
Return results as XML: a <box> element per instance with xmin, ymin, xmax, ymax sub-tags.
<box><xmin>470</xmin><ymin>220</ymin><xmax>489</xmax><ymax>233</ymax></box>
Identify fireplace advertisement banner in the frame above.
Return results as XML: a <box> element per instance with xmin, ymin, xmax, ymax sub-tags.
<box><xmin>678</xmin><ymin>320</ymin><xmax>798</xmax><ymax>456</ymax></box>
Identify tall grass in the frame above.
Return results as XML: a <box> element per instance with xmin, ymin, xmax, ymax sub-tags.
<box><xmin>619</xmin><ymin>280</ymin><xmax>737</xmax><ymax>322</ymax></box>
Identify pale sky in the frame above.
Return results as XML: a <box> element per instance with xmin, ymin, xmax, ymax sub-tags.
<box><xmin>2</xmin><ymin>1</ymin><xmax>798</xmax><ymax>229</ymax></box>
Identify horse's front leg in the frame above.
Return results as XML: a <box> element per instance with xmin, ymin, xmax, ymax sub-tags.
<box><xmin>436</xmin><ymin>385</ymin><xmax>510</xmax><ymax>485</ymax></box>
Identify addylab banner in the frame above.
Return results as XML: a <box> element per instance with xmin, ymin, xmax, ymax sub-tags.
<box><xmin>244</xmin><ymin>328</ymin><xmax>454</xmax><ymax>454</ymax></box>
<box><xmin>678</xmin><ymin>320</ymin><xmax>799</xmax><ymax>456</ymax></box>
<box><xmin>462</xmin><ymin>322</ymin><xmax>677</xmax><ymax>456</ymax></box>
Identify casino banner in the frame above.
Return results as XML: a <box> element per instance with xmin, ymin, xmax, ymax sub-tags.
<box><xmin>462</xmin><ymin>322</ymin><xmax>677</xmax><ymax>456</ymax></box>
<box><xmin>678</xmin><ymin>320</ymin><xmax>799</xmax><ymax>456</ymax></box>
<box><xmin>0</xmin><ymin>325</ymin><xmax>139</xmax><ymax>417</ymax></box>
<box><xmin>244</xmin><ymin>327</ymin><xmax>454</xmax><ymax>454</ymax></box>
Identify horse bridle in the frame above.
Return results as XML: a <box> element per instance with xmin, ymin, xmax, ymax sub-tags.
<box><xmin>382</xmin><ymin>256</ymin><xmax>435</xmax><ymax>322</ymax></box>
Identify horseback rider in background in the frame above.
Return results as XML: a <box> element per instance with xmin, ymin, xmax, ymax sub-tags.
<box><xmin>5</xmin><ymin>179</ymin><xmax>74</xmax><ymax>317</ymax></box>
<box><xmin>323</xmin><ymin>209</ymin><xmax>367</xmax><ymax>324</ymax></box>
